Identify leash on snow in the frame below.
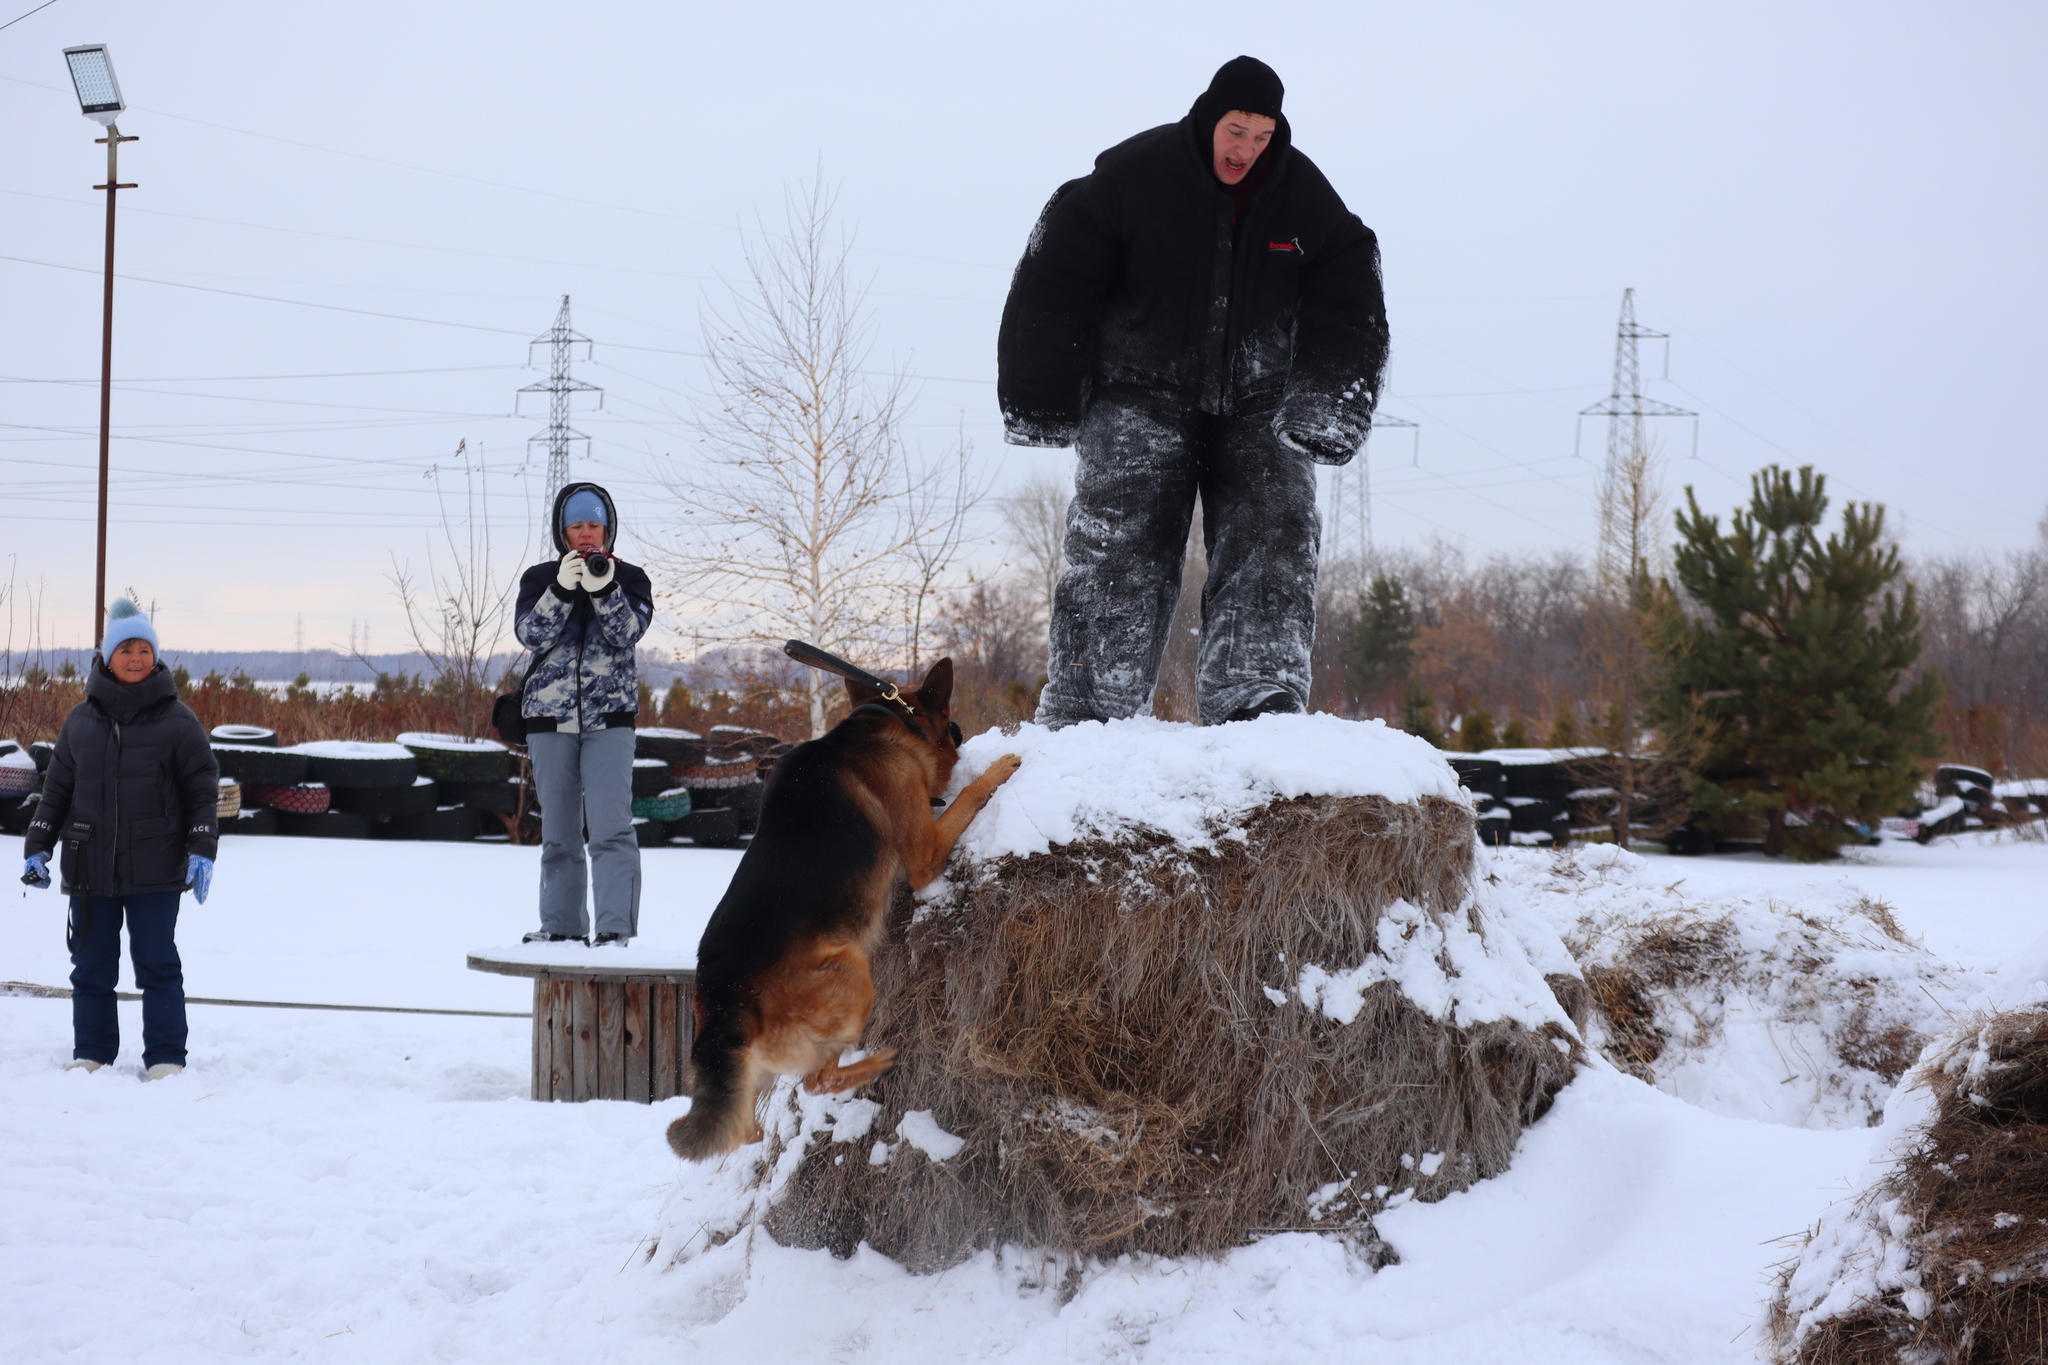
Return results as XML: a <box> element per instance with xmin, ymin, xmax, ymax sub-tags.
<box><xmin>1</xmin><ymin>981</ymin><xmax>527</xmax><ymax>1018</ymax></box>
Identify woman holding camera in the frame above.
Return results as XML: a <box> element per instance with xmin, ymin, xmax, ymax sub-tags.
<box><xmin>513</xmin><ymin>482</ymin><xmax>654</xmax><ymax>946</ymax></box>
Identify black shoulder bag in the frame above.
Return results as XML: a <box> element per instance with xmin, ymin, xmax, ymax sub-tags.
<box><xmin>491</xmin><ymin>642</ymin><xmax>557</xmax><ymax>746</ymax></box>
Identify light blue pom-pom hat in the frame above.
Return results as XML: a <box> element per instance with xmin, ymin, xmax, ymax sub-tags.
<box><xmin>100</xmin><ymin>597</ymin><xmax>159</xmax><ymax>657</ymax></box>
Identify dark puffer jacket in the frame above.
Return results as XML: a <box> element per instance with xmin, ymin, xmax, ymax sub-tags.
<box><xmin>997</xmin><ymin>93</ymin><xmax>1388</xmax><ymax>464</ymax></box>
<box><xmin>25</xmin><ymin>662</ymin><xmax>219</xmax><ymax>897</ymax></box>
<box><xmin>514</xmin><ymin>481</ymin><xmax>655</xmax><ymax>732</ymax></box>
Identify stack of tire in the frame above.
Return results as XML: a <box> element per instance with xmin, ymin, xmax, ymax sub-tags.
<box><xmin>0</xmin><ymin>738</ymin><xmax>38</xmax><ymax>837</ymax></box>
<box><xmin>628</xmin><ymin>756</ymin><xmax>693</xmax><ymax>847</ymax></box>
<box><xmin>1917</xmin><ymin>764</ymin><xmax>1999</xmax><ymax>841</ymax></box>
<box><xmin>636</xmin><ymin>725</ymin><xmax>790</xmax><ymax>848</ymax></box>
<box><xmin>1446</xmin><ymin>755</ymin><xmax>1510</xmax><ymax>846</ymax></box>
<box><xmin>388</xmin><ymin>733</ymin><xmax>517</xmax><ymax>841</ymax></box>
<box><xmin>208</xmin><ymin>725</ymin><xmax>301</xmax><ymax>835</ymax></box>
<box><xmin>1477</xmin><ymin>748</ymin><xmax>1576</xmax><ymax>847</ymax></box>
<box><xmin>1993</xmin><ymin>778</ymin><xmax>2046</xmax><ymax>823</ymax></box>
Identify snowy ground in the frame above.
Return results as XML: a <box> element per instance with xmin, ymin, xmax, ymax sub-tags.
<box><xmin>2</xmin><ymin>829</ymin><xmax>2044</xmax><ymax>1363</ymax></box>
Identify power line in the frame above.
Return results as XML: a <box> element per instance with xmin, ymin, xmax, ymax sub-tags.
<box><xmin>0</xmin><ymin>0</ymin><xmax>60</xmax><ymax>34</ymax></box>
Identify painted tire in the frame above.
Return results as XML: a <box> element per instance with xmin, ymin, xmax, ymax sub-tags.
<box><xmin>333</xmin><ymin>777</ymin><xmax>441</xmax><ymax>819</ymax></box>
<box><xmin>0</xmin><ymin>759</ymin><xmax>35</xmax><ymax>797</ymax></box>
<box><xmin>211</xmin><ymin>745</ymin><xmax>310</xmax><ymax>785</ymax></box>
<box><xmin>217</xmin><ymin>779</ymin><xmax>243</xmax><ymax>821</ymax></box>
<box><xmin>244</xmin><ymin>782</ymin><xmax>333</xmax><ymax>816</ymax></box>
<box><xmin>396</xmin><ymin>732</ymin><xmax>513</xmax><ymax>784</ymax></box>
<box><xmin>377</xmin><ymin>806</ymin><xmax>479</xmax><ymax>842</ymax></box>
<box><xmin>631</xmin><ymin>790</ymin><xmax>693</xmax><ymax>822</ymax></box>
<box><xmin>277</xmin><ymin>810</ymin><xmax>372</xmax><ymax>839</ymax></box>
<box><xmin>210</xmin><ymin>724</ymin><xmax>278</xmax><ymax>747</ymax></box>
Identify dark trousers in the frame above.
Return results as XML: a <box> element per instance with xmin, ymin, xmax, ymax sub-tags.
<box><xmin>69</xmin><ymin>891</ymin><xmax>187</xmax><ymax>1067</ymax></box>
<box><xmin>1036</xmin><ymin>385</ymin><xmax>1321</xmax><ymax>728</ymax></box>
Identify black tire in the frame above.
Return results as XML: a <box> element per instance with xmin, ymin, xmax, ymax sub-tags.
<box><xmin>634</xmin><ymin>817</ymin><xmax>670</xmax><ymax>847</ymax></box>
<box><xmin>210</xmin><ymin>724</ymin><xmax>278</xmax><ymax>747</ymax></box>
<box><xmin>443</xmin><ymin>778</ymin><xmax>521</xmax><ymax>813</ymax></box>
<box><xmin>676</xmin><ymin>806</ymin><xmax>742</xmax><ymax>846</ymax></box>
<box><xmin>378</xmin><ymin>805</ymin><xmax>479</xmax><ymax>842</ymax></box>
<box><xmin>1447</xmin><ymin>757</ymin><xmax>1505</xmax><ymax>796</ymax></box>
<box><xmin>1476</xmin><ymin>815</ymin><xmax>1511</xmax><ymax>847</ymax></box>
<box><xmin>1507</xmin><ymin>798</ymin><xmax>1566</xmax><ymax>831</ymax></box>
<box><xmin>635</xmin><ymin>728</ymin><xmax>705</xmax><ymax>767</ymax></box>
<box><xmin>396</xmin><ymin>733</ymin><xmax>513</xmax><ymax>784</ymax></box>
<box><xmin>30</xmin><ymin>741</ymin><xmax>54</xmax><ymax>773</ymax></box>
<box><xmin>632</xmin><ymin>758</ymin><xmax>673</xmax><ymax>798</ymax></box>
<box><xmin>334</xmin><ymin>777</ymin><xmax>441</xmax><ymax>819</ymax></box>
<box><xmin>291</xmin><ymin>743</ymin><xmax>418</xmax><ymax>790</ymax></box>
<box><xmin>277</xmin><ymin>810</ymin><xmax>372</xmax><ymax>839</ymax></box>
<box><xmin>211</xmin><ymin>745</ymin><xmax>310</xmax><ymax>785</ymax></box>
<box><xmin>0</xmin><ymin>793</ymin><xmax>33</xmax><ymax>836</ymax></box>
<box><xmin>222</xmin><ymin>806</ymin><xmax>279</xmax><ymax>836</ymax></box>
<box><xmin>1935</xmin><ymin>765</ymin><xmax>1995</xmax><ymax>798</ymax></box>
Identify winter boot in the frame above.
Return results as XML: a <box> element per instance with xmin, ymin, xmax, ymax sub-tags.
<box><xmin>523</xmin><ymin>931</ymin><xmax>587</xmax><ymax>946</ymax></box>
<box><xmin>64</xmin><ymin>1058</ymin><xmax>107</xmax><ymax>1073</ymax></box>
<box><xmin>142</xmin><ymin>1063</ymin><xmax>184</xmax><ymax>1082</ymax></box>
<box><xmin>1221</xmin><ymin>691</ymin><xmax>1303</xmax><ymax>724</ymax></box>
<box><xmin>592</xmin><ymin>932</ymin><xmax>630</xmax><ymax>947</ymax></box>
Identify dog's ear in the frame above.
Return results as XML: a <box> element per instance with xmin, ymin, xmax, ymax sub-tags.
<box><xmin>916</xmin><ymin>657</ymin><xmax>955</xmax><ymax>714</ymax></box>
<box><xmin>844</xmin><ymin>675</ymin><xmax>882</xmax><ymax>708</ymax></box>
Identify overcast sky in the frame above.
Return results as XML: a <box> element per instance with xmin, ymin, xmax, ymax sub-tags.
<box><xmin>4</xmin><ymin>1</ymin><xmax>2043</xmax><ymax>655</ymax></box>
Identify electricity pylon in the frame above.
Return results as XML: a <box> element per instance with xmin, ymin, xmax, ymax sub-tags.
<box><xmin>1578</xmin><ymin>288</ymin><xmax>1694</xmax><ymax>506</ymax></box>
<box><xmin>518</xmin><ymin>295</ymin><xmax>602</xmax><ymax>500</ymax></box>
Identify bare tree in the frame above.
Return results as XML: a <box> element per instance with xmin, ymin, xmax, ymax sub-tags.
<box><xmin>899</xmin><ymin>420</ymin><xmax>991</xmax><ymax>673</ymax></box>
<box><xmin>654</xmin><ymin>177</ymin><xmax>975</xmax><ymax>737</ymax></box>
<box><xmin>1584</xmin><ymin>431</ymin><xmax>1668</xmax><ymax>846</ymax></box>
<box><xmin>389</xmin><ymin>439</ymin><xmax>516</xmax><ymax>737</ymax></box>
<box><xmin>997</xmin><ymin>471</ymin><xmax>1071</xmax><ymax>631</ymax></box>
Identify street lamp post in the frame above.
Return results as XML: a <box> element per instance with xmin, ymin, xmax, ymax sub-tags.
<box><xmin>62</xmin><ymin>43</ymin><xmax>134</xmax><ymax>653</ymax></box>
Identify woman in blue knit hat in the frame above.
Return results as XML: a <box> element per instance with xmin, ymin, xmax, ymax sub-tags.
<box><xmin>22</xmin><ymin>598</ymin><xmax>220</xmax><ymax>1079</ymax></box>
<box><xmin>511</xmin><ymin>483</ymin><xmax>655</xmax><ymax>946</ymax></box>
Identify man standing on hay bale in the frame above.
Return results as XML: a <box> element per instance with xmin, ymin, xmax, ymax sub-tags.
<box><xmin>999</xmin><ymin>55</ymin><xmax>1389</xmax><ymax>727</ymax></box>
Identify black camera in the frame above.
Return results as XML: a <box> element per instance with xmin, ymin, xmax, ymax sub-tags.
<box><xmin>580</xmin><ymin>549</ymin><xmax>612</xmax><ymax>576</ymax></box>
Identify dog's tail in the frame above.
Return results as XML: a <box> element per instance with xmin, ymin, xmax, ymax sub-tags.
<box><xmin>665</xmin><ymin>994</ymin><xmax>755</xmax><ymax>1162</ymax></box>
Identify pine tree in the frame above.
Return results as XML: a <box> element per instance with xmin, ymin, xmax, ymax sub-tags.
<box><xmin>1651</xmin><ymin>465</ymin><xmax>1942</xmax><ymax>860</ymax></box>
<box><xmin>1399</xmin><ymin>687</ymin><xmax>1445</xmax><ymax>749</ymax></box>
<box><xmin>1456</xmin><ymin>708</ymin><xmax>1500</xmax><ymax>754</ymax></box>
<box><xmin>1341</xmin><ymin>573</ymin><xmax>1417</xmax><ymax>704</ymax></box>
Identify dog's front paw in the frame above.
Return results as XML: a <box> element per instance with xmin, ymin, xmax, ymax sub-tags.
<box><xmin>985</xmin><ymin>753</ymin><xmax>1023</xmax><ymax>784</ymax></box>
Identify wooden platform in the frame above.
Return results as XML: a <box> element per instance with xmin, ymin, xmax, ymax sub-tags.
<box><xmin>468</xmin><ymin>951</ymin><xmax>697</xmax><ymax>1103</ymax></box>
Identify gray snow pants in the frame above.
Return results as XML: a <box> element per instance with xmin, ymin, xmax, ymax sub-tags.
<box><xmin>1036</xmin><ymin>385</ymin><xmax>1320</xmax><ymax>728</ymax></box>
<box><xmin>528</xmin><ymin>726</ymin><xmax>641</xmax><ymax>938</ymax></box>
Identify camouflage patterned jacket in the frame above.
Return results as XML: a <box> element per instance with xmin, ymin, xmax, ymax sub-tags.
<box><xmin>513</xmin><ymin>482</ymin><xmax>654</xmax><ymax>731</ymax></box>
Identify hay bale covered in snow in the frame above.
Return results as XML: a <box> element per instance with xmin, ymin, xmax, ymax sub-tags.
<box><xmin>1497</xmin><ymin>844</ymin><xmax>1966</xmax><ymax>1129</ymax></box>
<box><xmin>1767</xmin><ymin>998</ymin><xmax>2048</xmax><ymax>1363</ymax></box>
<box><xmin>731</xmin><ymin>715</ymin><xmax>1583</xmax><ymax>1273</ymax></box>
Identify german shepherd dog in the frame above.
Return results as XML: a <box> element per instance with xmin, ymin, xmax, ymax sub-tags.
<box><xmin>666</xmin><ymin>658</ymin><xmax>1021</xmax><ymax>1161</ymax></box>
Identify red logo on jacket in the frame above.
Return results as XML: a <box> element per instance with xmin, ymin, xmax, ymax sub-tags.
<box><xmin>1268</xmin><ymin>238</ymin><xmax>1302</xmax><ymax>253</ymax></box>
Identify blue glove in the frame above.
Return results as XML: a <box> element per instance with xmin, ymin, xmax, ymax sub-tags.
<box><xmin>22</xmin><ymin>852</ymin><xmax>51</xmax><ymax>890</ymax></box>
<box><xmin>186</xmin><ymin>854</ymin><xmax>213</xmax><ymax>905</ymax></box>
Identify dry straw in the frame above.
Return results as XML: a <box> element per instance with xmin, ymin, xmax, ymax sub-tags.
<box><xmin>753</xmin><ymin>793</ymin><xmax>1581</xmax><ymax>1273</ymax></box>
<box><xmin>1769</xmin><ymin>1008</ymin><xmax>2048</xmax><ymax>1363</ymax></box>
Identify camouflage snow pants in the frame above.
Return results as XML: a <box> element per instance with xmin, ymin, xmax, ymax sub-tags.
<box><xmin>1035</xmin><ymin>385</ymin><xmax>1320</xmax><ymax>729</ymax></box>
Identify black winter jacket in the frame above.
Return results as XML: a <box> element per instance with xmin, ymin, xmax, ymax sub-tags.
<box><xmin>997</xmin><ymin>107</ymin><xmax>1388</xmax><ymax>464</ymax></box>
<box><xmin>25</xmin><ymin>662</ymin><xmax>219</xmax><ymax>897</ymax></box>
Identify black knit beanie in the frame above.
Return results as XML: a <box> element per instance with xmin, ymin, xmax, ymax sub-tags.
<box><xmin>1195</xmin><ymin>56</ymin><xmax>1284</xmax><ymax>124</ymax></box>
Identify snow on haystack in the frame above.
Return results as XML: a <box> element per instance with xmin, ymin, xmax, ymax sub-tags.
<box><xmin>1764</xmin><ymin>938</ymin><xmax>2048</xmax><ymax>1363</ymax></box>
<box><xmin>1495</xmin><ymin>843</ymin><xmax>1969</xmax><ymax>1129</ymax></box>
<box><xmin>652</xmin><ymin>715</ymin><xmax>1585</xmax><ymax>1276</ymax></box>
